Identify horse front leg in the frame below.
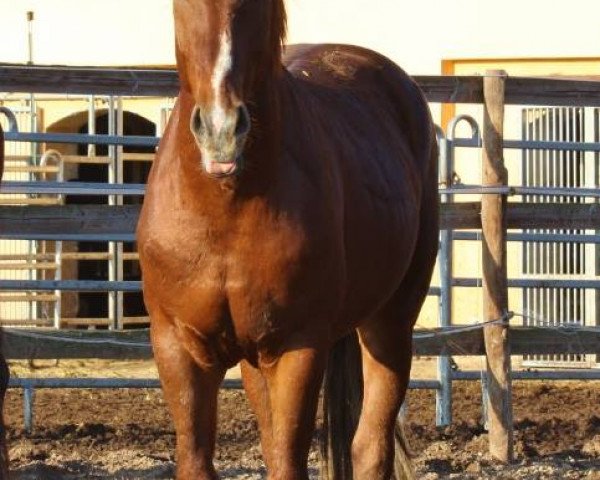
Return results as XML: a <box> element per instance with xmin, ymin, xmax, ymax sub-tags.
<box><xmin>151</xmin><ymin>311</ymin><xmax>226</xmax><ymax>480</ymax></box>
<box><xmin>260</xmin><ymin>340</ymin><xmax>328</xmax><ymax>480</ymax></box>
<box><xmin>241</xmin><ymin>360</ymin><xmax>275</xmax><ymax>470</ymax></box>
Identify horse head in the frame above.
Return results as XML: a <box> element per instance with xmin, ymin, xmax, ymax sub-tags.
<box><xmin>173</xmin><ymin>0</ymin><xmax>286</xmax><ymax>177</ymax></box>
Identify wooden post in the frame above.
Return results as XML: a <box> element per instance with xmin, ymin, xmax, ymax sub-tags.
<box><xmin>481</xmin><ymin>70</ymin><xmax>513</xmax><ymax>463</ymax></box>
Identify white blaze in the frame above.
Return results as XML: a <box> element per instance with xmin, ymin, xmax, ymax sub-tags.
<box><xmin>211</xmin><ymin>30</ymin><xmax>233</xmax><ymax>133</ymax></box>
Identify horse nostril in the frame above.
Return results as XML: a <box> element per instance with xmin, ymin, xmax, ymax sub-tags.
<box><xmin>190</xmin><ymin>106</ymin><xmax>204</xmax><ymax>136</ymax></box>
<box><xmin>235</xmin><ymin>105</ymin><xmax>251</xmax><ymax>138</ymax></box>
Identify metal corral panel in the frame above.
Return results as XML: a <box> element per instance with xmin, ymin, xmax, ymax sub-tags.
<box><xmin>0</xmin><ymin>106</ymin><xmax>55</xmax><ymax>326</ymax></box>
<box><xmin>521</xmin><ymin>107</ymin><xmax>598</xmax><ymax>367</ymax></box>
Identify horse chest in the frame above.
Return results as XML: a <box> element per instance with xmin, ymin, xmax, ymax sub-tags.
<box><xmin>140</xmin><ymin>208</ymin><xmax>324</xmax><ymax>343</ymax></box>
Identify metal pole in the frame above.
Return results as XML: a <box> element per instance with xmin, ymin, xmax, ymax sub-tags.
<box><xmin>442</xmin><ymin>114</ymin><xmax>483</xmax><ymax>429</ymax></box>
<box><xmin>27</xmin><ymin>11</ymin><xmax>38</xmax><ymax>325</ymax></box>
<box><xmin>434</xmin><ymin>115</ymin><xmax>480</xmax><ymax>427</ymax></box>
<box><xmin>27</xmin><ymin>11</ymin><xmax>37</xmax><ymax>162</ymax></box>
<box><xmin>26</xmin><ymin>12</ymin><xmax>34</xmax><ymax>65</ymax></box>
<box><xmin>436</xmin><ymin>130</ymin><xmax>453</xmax><ymax>427</ymax></box>
<box><xmin>88</xmin><ymin>96</ymin><xmax>96</xmax><ymax>158</ymax></box>
<box><xmin>40</xmin><ymin>150</ymin><xmax>64</xmax><ymax>328</ymax></box>
<box><xmin>108</xmin><ymin>98</ymin><xmax>116</xmax><ymax>330</ymax></box>
<box><xmin>116</xmin><ymin>98</ymin><xmax>124</xmax><ymax>329</ymax></box>
<box><xmin>108</xmin><ymin>97</ymin><xmax>124</xmax><ymax>330</ymax></box>
<box><xmin>55</xmin><ymin>156</ymin><xmax>65</xmax><ymax>329</ymax></box>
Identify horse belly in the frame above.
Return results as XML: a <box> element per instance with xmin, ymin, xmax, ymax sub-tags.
<box><xmin>341</xmin><ymin>188</ymin><xmax>421</xmax><ymax>326</ymax></box>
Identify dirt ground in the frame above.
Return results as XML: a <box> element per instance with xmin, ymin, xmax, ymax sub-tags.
<box><xmin>4</xmin><ymin>359</ymin><xmax>600</xmax><ymax>479</ymax></box>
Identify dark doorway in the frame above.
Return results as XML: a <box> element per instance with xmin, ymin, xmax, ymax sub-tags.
<box><xmin>68</xmin><ymin>111</ymin><xmax>154</xmax><ymax>325</ymax></box>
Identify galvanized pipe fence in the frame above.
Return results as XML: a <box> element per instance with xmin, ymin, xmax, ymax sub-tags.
<box><xmin>0</xmin><ymin>71</ymin><xmax>600</xmax><ymax>460</ymax></box>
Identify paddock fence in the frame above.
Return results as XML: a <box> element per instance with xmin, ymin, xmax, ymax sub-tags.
<box><xmin>1</xmin><ymin>65</ymin><xmax>600</xmax><ymax>461</ymax></box>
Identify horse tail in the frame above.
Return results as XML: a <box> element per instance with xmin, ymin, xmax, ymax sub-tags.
<box><xmin>320</xmin><ymin>332</ymin><xmax>362</xmax><ymax>479</ymax></box>
<box><xmin>320</xmin><ymin>333</ymin><xmax>415</xmax><ymax>480</ymax></box>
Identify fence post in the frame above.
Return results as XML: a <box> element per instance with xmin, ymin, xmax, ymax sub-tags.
<box><xmin>481</xmin><ymin>70</ymin><xmax>513</xmax><ymax>463</ymax></box>
<box><xmin>436</xmin><ymin>132</ymin><xmax>453</xmax><ymax>427</ymax></box>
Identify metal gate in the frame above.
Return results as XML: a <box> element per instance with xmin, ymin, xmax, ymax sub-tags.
<box><xmin>0</xmin><ymin>104</ymin><xmax>54</xmax><ymax>326</ymax></box>
<box><xmin>0</xmin><ymin>97</ymin><xmax>174</xmax><ymax>329</ymax></box>
<box><xmin>521</xmin><ymin>107</ymin><xmax>598</xmax><ymax>367</ymax></box>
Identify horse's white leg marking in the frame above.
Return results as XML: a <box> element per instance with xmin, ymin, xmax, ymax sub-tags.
<box><xmin>211</xmin><ymin>30</ymin><xmax>233</xmax><ymax>133</ymax></box>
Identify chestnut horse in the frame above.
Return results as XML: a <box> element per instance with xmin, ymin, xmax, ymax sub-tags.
<box><xmin>0</xmin><ymin>123</ymin><xmax>8</xmax><ymax>479</ymax></box>
<box><xmin>138</xmin><ymin>1</ymin><xmax>438</xmax><ymax>479</ymax></box>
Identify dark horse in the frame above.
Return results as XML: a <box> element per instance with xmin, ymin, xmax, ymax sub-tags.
<box><xmin>138</xmin><ymin>1</ymin><xmax>438</xmax><ymax>478</ymax></box>
<box><xmin>0</xmin><ymin>123</ymin><xmax>9</xmax><ymax>479</ymax></box>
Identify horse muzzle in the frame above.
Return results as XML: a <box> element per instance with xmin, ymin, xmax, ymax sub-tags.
<box><xmin>190</xmin><ymin>103</ymin><xmax>251</xmax><ymax>177</ymax></box>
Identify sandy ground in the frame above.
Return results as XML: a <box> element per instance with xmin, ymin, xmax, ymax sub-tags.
<box><xmin>6</xmin><ymin>356</ymin><xmax>501</xmax><ymax>381</ymax></box>
<box><xmin>4</xmin><ymin>358</ymin><xmax>600</xmax><ymax>479</ymax></box>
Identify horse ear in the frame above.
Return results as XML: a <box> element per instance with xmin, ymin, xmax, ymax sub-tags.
<box><xmin>273</xmin><ymin>0</ymin><xmax>287</xmax><ymax>45</ymax></box>
<box><xmin>267</xmin><ymin>0</ymin><xmax>287</xmax><ymax>72</ymax></box>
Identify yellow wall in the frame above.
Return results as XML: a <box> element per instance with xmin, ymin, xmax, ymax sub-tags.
<box><xmin>2</xmin><ymin>0</ymin><xmax>600</xmax><ymax>78</ymax></box>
